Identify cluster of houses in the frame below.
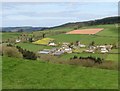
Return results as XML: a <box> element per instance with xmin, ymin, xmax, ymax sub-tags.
<box><xmin>38</xmin><ymin>41</ymin><xmax>113</xmax><ymax>56</ymax></box>
<box><xmin>38</xmin><ymin>42</ymin><xmax>72</xmax><ymax>56</ymax></box>
<box><xmin>15</xmin><ymin>37</ymin><xmax>113</xmax><ymax>55</ymax></box>
<box><xmin>85</xmin><ymin>44</ymin><xmax>113</xmax><ymax>53</ymax></box>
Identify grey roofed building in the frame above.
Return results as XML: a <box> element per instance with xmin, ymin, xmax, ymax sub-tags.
<box><xmin>38</xmin><ymin>49</ymin><xmax>50</xmax><ymax>54</ymax></box>
<box><xmin>53</xmin><ymin>51</ymin><xmax>64</xmax><ymax>56</ymax></box>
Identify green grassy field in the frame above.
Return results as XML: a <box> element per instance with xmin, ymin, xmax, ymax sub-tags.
<box><xmin>16</xmin><ymin>42</ymin><xmax>54</xmax><ymax>52</ymax></box>
<box><xmin>50</xmin><ymin>34</ymin><xmax>117</xmax><ymax>45</ymax></box>
<box><xmin>49</xmin><ymin>24</ymin><xmax>118</xmax><ymax>45</ymax></box>
<box><xmin>2</xmin><ymin>32</ymin><xmax>22</xmax><ymax>40</ymax></box>
<box><xmin>106</xmin><ymin>54</ymin><xmax>119</xmax><ymax>61</ymax></box>
<box><xmin>2</xmin><ymin>56</ymin><xmax>118</xmax><ymax>89</ymax></box>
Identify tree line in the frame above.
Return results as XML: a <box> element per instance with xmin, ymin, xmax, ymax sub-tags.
<box><xmin>70</xmin><ymin>55</ymin><xmax>103</xmax><ymax>64</ymax></box>
<box><xmin>16</xmin><ymin>46</ymin><xmax>37</xmax><ymax>60</ymax></box>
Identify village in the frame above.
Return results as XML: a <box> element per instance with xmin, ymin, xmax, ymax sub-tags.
<box><xmin>37</xmin><ymin>40</ymin><xmax>113</xmax><ymax>56</ymax></box>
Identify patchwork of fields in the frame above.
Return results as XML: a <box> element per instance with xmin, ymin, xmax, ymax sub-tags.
<box><xmin>2</xmin><ymin>24</ymin><xmax>119</xmax><ymax>89</ymax></box>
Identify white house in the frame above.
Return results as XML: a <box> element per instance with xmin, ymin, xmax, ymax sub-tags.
<box><xmin>16</xmin><ymin>39</ymin><xmax>21</xmax><ymax>43</ymax></box>
<box><xmin>78</xmin><ymin>41</ymin><xmax>86</xmax><ymax>48</ymax></box>
<box><xmin>64</xmin><ymin>48</ymin><xmax>72</xmax><ymax>53</ymax></box>
<box><xmin>79</xmin><ymin>44</ymin><xmax>86</xmax><ymax>48</ymax></box>
<box><xmin>38</xmin><ymin>49</ymin><xmax>50</xmax><ymax>54</ymax></box>
<box><xmin>85</xmin><ymin>49</ymin><xmax>95</xmax><ymax>53</ymax></box>
<box><xmin>100</xmin><ymin>47</ymin><xmax>108</xmax><ymax>53</ymax></box>
<box><xmin>48</xmin><ymin>42</ymin><xmax>57</xmax><ymax>46</ymax></box>
<box><xmin>53</xmin><ymin>51</ymin><xmax>64</xmax><ymax>56</ymax></box>
<box><xmin>97</xmin><ymin>45</ymin><xmax>112</xmax><ymax>53</ymax></box>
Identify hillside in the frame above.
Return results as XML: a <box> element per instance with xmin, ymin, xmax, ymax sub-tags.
<box><xmin>1</xmin><ymin>16</ymin><xmax>119</xmax><ymax>32</ymax></box>
<box><xmin>2</xmin><ymin>56</ymin><xmax>118</xmax><ymax>89</ymax></box>
<box><xmin>1</xmin><ymin>27</ymin><xmax>48</xmax><ymax>32</ymax></box>
<box><xmin>45</xmin><ymin>16</ymin><xmax>119</xmax><ymax>30</ymax></box>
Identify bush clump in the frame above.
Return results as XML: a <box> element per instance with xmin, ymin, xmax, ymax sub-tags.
<box><xmin>16</xmin><ymin>46</ymin><xmax>37</xmax><ymax>60</ymax></box>
<box><xmin>2</xmin><ymin>46</ymin><xmax>23</xmax><ymax>58</ymax></box>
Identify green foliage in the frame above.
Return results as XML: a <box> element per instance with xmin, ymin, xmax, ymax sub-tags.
<box><xmin>16</xmin><ymin>46</ymin><xmax>37</xmax><ymax>60</ymax></box>
<box><xmin>2</xmin><ymin>46</ymin><xmax>23</xmax><ymax>58</ymax></box>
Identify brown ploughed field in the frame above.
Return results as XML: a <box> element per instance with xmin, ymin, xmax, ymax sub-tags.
<box><xmin>66</xmin><ymin>28</ymin><xmax>104</xmax><ymax>34</ymax></box>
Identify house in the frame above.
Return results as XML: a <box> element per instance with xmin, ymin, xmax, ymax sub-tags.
<box><xmin>48</xmin><ymin>42</ymin><xmax>57</xmax><ymax>46</ymax></box>
<box><xmin>79</xmin><ymin>44</ymin><xmax>86</xmax><ymax>48</ymax></box>
<box><xmin>38</xmin><ymin>49</ymin><xmax>50</xmax><ymax>54</ymax></box>
<box><xmin>89</xmin><ymin>46</ymin><xmax>96</xmax><ymax>50</ymax></box>
<box><xmin>97</xmin><ymin>44</ymin><xmax>112</xmax><ymax>53</ymax></box>
<box><xmin>64</xmin><ymin>48</ymin><xmax>72</xmax><ymax>53</ymax></box>
<box><xmin>85</xmin><ymin>49</ymin><xmax>95</xmax><ymax>53</ymax></box>
<box><xmin>101</xmin><ymin>47</ymin><xmax>108</xmax><ymax>53</ymax></box>
<box><xmin>62</xmin><ymin>42</ymin><xmax>70</xmax><ymax>45</ymax></box>
<box><xmin>16</xmin><ymin>39</ymin><xmax>21</xmax><ymax>43</ymax></box>
<box><xmin>53</xmin><ymin>51</ymin><xmax>64</xmax><ymax>56</ymax></box>
<box><xmin>50</xmin><ymin>48</ymin><xmax>57</xmax><ymax>52</ymax></box>
<box><xmin>78</xmin><ymin>41</ymin><xmax>86</xmax><ymax>48</ymax></box>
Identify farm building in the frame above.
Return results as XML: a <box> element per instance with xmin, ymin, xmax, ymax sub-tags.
<box><xmin>48</xmin><ymin>42</ymin><xmax>57</xmax><ymax>46</ymax></box>
<box><xmin>100</xmin><ymin>47</ymin><xmax>108</xmax><ymax>53</ymax></box>
<box><xmin>16</xmin><ymin>39</ymin><xmax>21</xmax><ymax>43</ymax></box>
<box><xmin>38</xmin><ymin>49</ymin><xmax>50</xmax><ymax>54</ymax></box>
<box><xmin>38</xmin><ymin>48</ymin><xmax>57</xmax><ymax>54</ymax></box>
<box><xmin>53</xmin><ymin>51</ymin><xmax>64</xmax><ymax>56</ymax></box>
<box><xmin>85</xmin><ymin>49</ymin><xmax>95</xmax><ymax>53</ymax></box>
<box><xmin>97</xmin><ymin>44</ymin><xmax>113</xmax><ymax>53</ymax></box>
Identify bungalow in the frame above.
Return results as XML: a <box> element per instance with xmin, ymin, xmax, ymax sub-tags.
<box><xmin>38</xmin><ymin>49</ymin><xmax>50</xmax><ymax>54</ymax></box>
<box><xmin>79</xmin><ymin>44</ymin><xmax>86</xmax><ymax>48</ymax></box>
<box><xmin>64</xmin><ymin>48</ymin><xmax>72</xmax><ymax>53</ymax></box>
<box><xmin>97</xmin><ymin>44</ymin><xmax>112</xmax><ymax>53</ymax></box>
<box><xmin>85</xmin><ymin>49</ymin><xmax>95</xmax><ymax>53</ymax></box>
<box><xmin>101</xmin><ymin>47</ymin><xmax>108</xmax><ymax>53</ymax></box>
<box><xmin>48</xmin><ymin>42</ymin><xmax>57</xmax><ymax>46</ymax></box>
<box><xmin>62</xmin><ymin>42</ymin><xmax>70</xmax><ymax>45</ymax></box>
<box><xmin>38</xmin><ymin>48</ymin><xmax>57</xmax><ymax>54</ymax></box>
<box><xmin>16</xmin><ymin>39</ymin><xmax>21</xmax><ymax>43</ymax></box>
<box><xmin>53</xmin><ymin>51</ymin><xmax>64</xmax><ymax>56</ymax></box>
<box><xmin>78</xmin><ymin>41</ymin><xmax>86</xmax><ymax>48</ymax></box>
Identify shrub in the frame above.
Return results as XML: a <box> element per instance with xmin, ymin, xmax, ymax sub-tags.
<box><xmin>3</xmin><ymin>46</ymin><xmax>23</xmax><ymax>58</ymax></box>
<box><xmin>73</xmin><ymin>55</ymin><xmax>78</xmax><ymax>59</ymax></box>
<box><xmin>16</xmin><ymin>46</ymin><xmax>37</xmax><ymax>60</ymax></box>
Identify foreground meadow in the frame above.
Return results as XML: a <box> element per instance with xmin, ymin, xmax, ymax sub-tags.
<box><xmin>2</xmin><ymin>56</ymin><xmax>118</xmax><ymax>89</ymax></box>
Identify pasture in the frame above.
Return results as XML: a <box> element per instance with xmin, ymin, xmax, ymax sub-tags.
<box><xmin>2</xmin><ymin>32</ymin><xmax>22</xmax><ymax>40</ymax></box>
<box><xmin>49</xmin><ymin>24</ymin><xmax>118</xmax><ymax>45</ymax></box>
<box><xmin>2</xmin><ymin>56</ymin><xmax>118</xmax><ymax>89</ymax></box>
<box><xmin>16</xmin><ymin>42</ymin><xmax>53</xmax><ymax>52</ymax></box>
<box><xmin>50</xmin><ymin>34</ymin><xmax>117</xmax><ymax>45</ymax></box>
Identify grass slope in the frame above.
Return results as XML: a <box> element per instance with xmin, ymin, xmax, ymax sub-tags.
<box><xmin>49</xmin><ymin>24</ymin><xmax>118</xmax><ymax>45</ymax></box>
<box><xmin>16</xmin><ymin>42</ymin><xmax>53</xmax><ymax>52</ymax></box>
<box><xmin>2</xmin><ymin>56</ymin><xmax>118</xmax><ymax>89</ymax></box>
<box><xmin>2</xmin><ymin>32</ymin><xmax>22</xmax><ymax>40</ymax></box>
<box><xmin>50</xmin><ymin>34</ymin><xmax>117</xmax><ymax>45</ymax></box>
